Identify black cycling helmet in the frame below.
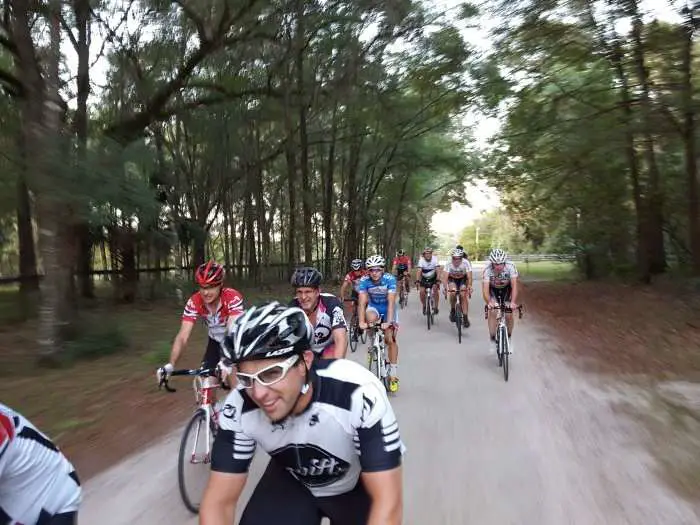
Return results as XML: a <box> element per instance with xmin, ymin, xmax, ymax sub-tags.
<box><xmin>350</xmin><ymin>258</ymin><xmax>364</xmax><ymax>271</ymax></box>
<box><xmin>221</xmin><ymin>302</ymin><xmax>313</xmax><ymax>364</ymax></box>
<box><xmin>397</xmin><ymin>249</ymin><xmax>405</xmax><ymax>256</ymax></box>
<box><xmin>291</xmin><ymin>267</ymin><xmax>322</xmax><ymax>288</ymax></box>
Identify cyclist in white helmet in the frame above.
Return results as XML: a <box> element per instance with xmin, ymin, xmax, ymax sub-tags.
<box><xmin>482</xmin><ymin>248</ymin><xmax>520</xmax><ymax>353</ymax></box>
<box><xmin>441</xmin><ymin>247</ymin><xmax>472</xmax><ymax>327</ymax></box>
<box><xmin>201</xmin><ymin>302</ymin><xmax>405</xmax><ymax>524</ymax></box>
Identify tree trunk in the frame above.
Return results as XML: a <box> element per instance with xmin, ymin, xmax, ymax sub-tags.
<box><xmin>74</xmin><ymin>0</ymin><xmax>93</xmax><ymax>298</ymax></box>
<box><xmin>630</xmin><ymin>12</ymin><xmax>665</xmax><ymax>274</ymax></box>
<box><xmin>681</xmin><ymin>11</ymin><xmax>700</xmax><ymax>274</ymax></box>
<box><xmin>16</xmin><ymin>161</ymin><xmax>38</xmax><ymax>293</ymax></box>
<box><xmin>323</xmin><ymin>105</ymin><xmax>337</xmax><ymax>277</ymax></box>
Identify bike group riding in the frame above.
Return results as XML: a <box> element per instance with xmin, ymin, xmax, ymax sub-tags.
<box><xmin>1</xmin><ymin>248</ymin><xmax>522</xmax><ymax>525</ymax></box>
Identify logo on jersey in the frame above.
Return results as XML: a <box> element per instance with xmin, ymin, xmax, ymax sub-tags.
<box><xmin>360</xmin><ymin>393</ymin><xmax>376</xmax><ymax>425</ymax></box>
<box><xmin>222</xmin><ymin>404</ymin><xmax>237</xmax><ymax>420</ymax></box>
<box><xmin>309</xmin><ymin>413</ymin><xmax>320</xmax><ymax>426</ymax></box>
<box><xmin>273</xmin><ymin>444</ymin><xmax>350</xmax><ymax>487</ymax></box>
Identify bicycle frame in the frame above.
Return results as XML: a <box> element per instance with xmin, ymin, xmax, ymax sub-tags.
<box><xmin>161</xmin><ymin>368</ymin><xmax>220</xmax><ymax>461</ymax></box>
<box><xmin>366</xmin><ymin>321</ymin><xmax>390</xmax><ymax>390</ymax></box>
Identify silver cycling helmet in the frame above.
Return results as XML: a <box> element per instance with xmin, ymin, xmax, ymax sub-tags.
<box><xmin>489</xmin><ymin>248</ymin><xmax>507</xmax><ymax>264</ymax></box>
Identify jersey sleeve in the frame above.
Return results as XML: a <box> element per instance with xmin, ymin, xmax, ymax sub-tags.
<box><xmin>482</xmin><ymin>265</ymin><xmax>492</xmax><ymax>280</ymax></box>
<box><xmin>327</xmin><ymin>297</ymin><xmax>347</xmax><ymax>330</ymax></box>
<box><xmin>181</xmin><ymin>293</ymin><xmax>201</xmax><ymax>323</ymax></box>
<box><xmin>357</xmin><ymin>276</ymin><xmax>370</xmax><ymax>293</ymax></box>
<box><xmin>211</xmin><ymin>391</ymin><xmax>257</xmax><ymax>474</ymax></box>
<box><xmin>386</xmin><ymin>275</ymin><xmax>397</xmax><ymax>293</ymax></box>
<box><xmin>509</xmin><ymin>262</ymin><xmax>519</xmax><ymax>277</ymax></box>
<box><xmin>0</xmin><ymin>407</ymin><xmax>16</xmax><ymax>477</ymax></box>
<box><xmin>223</xmin><ymin>289</ymin><xmax>245</xmax><ymax>317</ymax></box>
<box><xmin>465</xmin><ymin>260</ymin><xmax>473</xmax><ymax>272</ymax></box>
<box><xmin>343</xmin><ymin>272</ymin><xmax>354</xmax><ymax>283</ymax></box>
<box><xmin>350</xmin><ymin>381</ymin><xmax>404</xmax><ymax>472</ymax></box>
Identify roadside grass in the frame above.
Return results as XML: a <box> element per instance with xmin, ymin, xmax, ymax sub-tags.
<box><xmin>516</xmin><ymin>260</ymin><xmax>577</xmax><ymax>281</ymax></box>
<box><xmin>0</xmin><ymin>281</ymin><xmax>290</xmax><ymax>479</ymax></box>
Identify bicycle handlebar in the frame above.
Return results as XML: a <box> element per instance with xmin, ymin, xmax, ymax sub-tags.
<box><xmin>484</xmin><ymin>304</ymin><xmax>524</xmax><ymax>319</ymax></box>
<box><xmin>158</xmin><ymin>367</ymin><xmax>216</xmax><ymax>393</ymax></box>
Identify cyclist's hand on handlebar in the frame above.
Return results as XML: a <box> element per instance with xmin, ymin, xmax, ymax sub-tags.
<box><xmin>359</xmin><ymin>322</ymin><xmax>368</xmax><ymax>330</ymax></box>
<box><xmin>507</xmin><ymin>302</ymin><xmax>518</xmax><ymax>310</ymax></box>
<box><xmin>488</xmin><ymin>299</ymin><xmax>497</xmax><ymax>308</ymax></box>
<box><xmin>156</xmin><ymin>363</ymin><xmax>174</xmax><ymax>384</ymax></box>
<box><xmin>380</xmin><ymin>322</ymin><xmax>390</xmax><ymax>330</ymax></box>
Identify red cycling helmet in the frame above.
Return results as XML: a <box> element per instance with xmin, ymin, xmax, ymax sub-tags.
<box><xmin>195</xmin><ymin>261</ymin><xmax>224</xmax><ymax>287</ymax></box>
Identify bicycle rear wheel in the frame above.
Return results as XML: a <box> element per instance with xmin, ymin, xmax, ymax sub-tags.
<box><xmin>178</xmin><ymin>408</ymin><xmax>216</xmax><ymax>514</ymax></box>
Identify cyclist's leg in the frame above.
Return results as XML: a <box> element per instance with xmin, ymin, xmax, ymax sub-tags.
<box><xmin>419</xmin><ymin>278</ymin><xmax>427</xmax><ymax>311</ymax></box>
<box><xmin>504</xmin><ymin>286</ymin><xmax>515</xmax><ymax>337</ymax></box>
<box><xmin>239</xmin><ymin>459</ymin><xmax>322</xmax><ymax>525</ymax></box>
<box><xmin>366</xmin><ymin>306</ymin><xmax>380</xmax><ymax>337</ymax></box>
<box><xmin>201</xmin><ymin>337</ymin><xmax>222</xmax><ymax>389</ymax></box>
<box><xmin>487</xmin><ymin>287</ymin><xmax>502</xmax><ymax>341</ymax></box>
<box><xmin>447</xmin><ymin>279</ymin><xmax>457</xmax><ymax>320</ymax></box>
<box><xmin>430</xmin><ymin>278</ymin><xmax>439</xmax><ymax>313</ymax></box>
<box><xmin>459</xmin><ymin>279</ymin><xmax>470</xmax><ymax>326</ymax></box>
<box><xmin>317</xmin><ymin>480</ymin><xmax>371</xmax><ymax>525</ymax></box>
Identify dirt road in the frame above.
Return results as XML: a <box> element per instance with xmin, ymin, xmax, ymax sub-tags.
<box><xmin>79</xmin><ymin>268</ymin><xmax>700</xmax><ymax>524</ymax></box>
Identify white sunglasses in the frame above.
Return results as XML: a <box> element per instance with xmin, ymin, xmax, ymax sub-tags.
<box><xmin>236</xmin><ymin>354</ymin><xmax>300</xmax><ymax>388</ymax></box>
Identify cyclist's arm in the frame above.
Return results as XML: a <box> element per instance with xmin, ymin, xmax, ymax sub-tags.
<box><xmin>482</xmin><ymin>278</ymin><xmax>491</xmax><ymax>303</ymax></box>
<box><xmin>358</xmin><ymin>292</ymin><xmax>368</xmax><ymax>324</ymax></box>
<box><xmin>510</xmin><ymin>276</ymin><xmax>520</xmax><ymax>304</ymax></box>
<box><xmin>352</xmin><ymin>381</ymin><xmax>404</xmax><ymax>525</ymax></box>
<box><xmin>362</xmin><ymin>467</ymin><xmax>403</xmax><ymax>525</ymax></box>
<box><xmin>386</xmin><ymin>292</ymin><xmax>396</xmax><ymax>324</ymax></box>
<box><xmin>202</xmin><ymin>392</ymin><xmax>254</xmax><ymax>522</ymax></box>
<box><xmin>168</xmin><ymin>320</ymin><xmax>195</xmax><ymax>366</ymax></box>
<box><xmin>200</xmin><ymin>471</ymin><xmax>246</xmax><ymax>524</ymax></box>
<box><xmin>332</xmin><ymin>327</ymin><xmax>348</xmax><ymax>358</ymax></box>
<box><xmin>339</xmin><ymin>279</ymin><xmax>351</xmax><ymax>299</ymax></box>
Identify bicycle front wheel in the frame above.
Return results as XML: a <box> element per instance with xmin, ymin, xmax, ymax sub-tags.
<box><xmin>498</xmin><ymin>325</ymin><xmax>509</xmax><ymax>381</ymax></box>
<box><xmin>178</xmin><ymin>408</ymin><xmax>216</xmax><ymax>514</ymax></box>
<box><xmin>456</xmin><ymin>308</ymin><xmax>463</xmax><ymax>344</ymax></box>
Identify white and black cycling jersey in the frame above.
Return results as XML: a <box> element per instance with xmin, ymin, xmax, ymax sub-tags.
<box><xmin>0</xmin><ymin>403</ymin><xmax>81</xmax><ymax>524</ymax></box>
<box><xmin>212</xmin><ymin>359</ymin><xmax>405</xmax><ymax>498</ymax></box>
<box><xmin>289</xmin><ymin>293</ymin><xmax>347</xmax><ymax>355</ymax></box>
<box><xmin>418</xmin><ymin>256</ymin><xmax>440</xmax><ymax>280</ymax></box>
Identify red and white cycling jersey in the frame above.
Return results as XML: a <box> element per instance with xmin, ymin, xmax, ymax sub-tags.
<box><xmin>343</xmin><ymin>270</ymin><xmax>367</xmax><ymax>293</ymax></box>
<box><xmin>182</xmin><ymin>287</ymin><xmax>244</xmax><ymax>342</ymax></box>
<box><xmin>0</xmin><ymin>404</ymin><xmax>81</xmax><ymax>524</ymax></box>
<box><xmin>392</xmin><ymin>255</ymin><xmax>412</xmax><ymax>271</ymax></box>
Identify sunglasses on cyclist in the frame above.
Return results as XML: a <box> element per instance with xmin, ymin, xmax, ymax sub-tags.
<box><xmin>236</xmin><ymin>354</ymin><xmax>300</xmax><ymax>388</ymax></box>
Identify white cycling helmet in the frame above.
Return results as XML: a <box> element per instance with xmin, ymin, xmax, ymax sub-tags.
<box><xmin>451</xmin><ymin>248</ymin><xmax>464</xmax><ymax>258</ymax></box>
<box><xmin>365</xmin><ymin>255</ymin><xmax>385</xmax><ymax>269</ymax></box>
<box><xmin>489</xmin><ymin>248</ymin><xmax>507</xmax><ymax>264</ymax></box>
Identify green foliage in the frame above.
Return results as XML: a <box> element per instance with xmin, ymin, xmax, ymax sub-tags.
<box><xmin>64</xmin><ymin>323</ymin><xmax>129</xmax><ymax>362</ymax></box>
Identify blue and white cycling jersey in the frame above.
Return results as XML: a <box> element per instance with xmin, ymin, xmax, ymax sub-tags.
<box><xmin>358</xmin><ymin>273</ymin><xmax>397</xmax><ymax>317</ymax></box>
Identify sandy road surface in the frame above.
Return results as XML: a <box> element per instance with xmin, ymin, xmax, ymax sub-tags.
<box><xmin>80</xmin><ymin>267</ymin><xmax>700</xmax><ymax>524</ymax></box>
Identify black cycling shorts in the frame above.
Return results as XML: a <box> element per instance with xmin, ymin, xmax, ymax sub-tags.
<box><xmin>447</xmin><ymin>277</ymin><xmax>467</xmax><ymax>288</ymax></box>
<box><xmin>420</xmin><ymin>277</ymin><xmax>438</xmax><ymax>289</ymax></box>
<box><xmin>37</xmin><ymin>511</ymin><xmax>78</xmax><ymax>525</ymax></box>
<box><xmin>489</xmin><ymin>285</ymin><xmax>512</xmax><ymax>305</ymax></box>
<box><xmin>239</xmin><ymin>459</ymin><xmax>370</xmax><ymax>525</ymax></box>
<box><xmin>201</xmin><ymin>337</ymin><xmax>221</xmax><ymax>370</ymax></box>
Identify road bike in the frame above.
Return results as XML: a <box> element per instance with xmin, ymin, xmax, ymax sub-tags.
<box><xmin>365</xmin><ymin>320</ymin><xmax>391</xmax><ymax>392</ymax></box>
<box><xmin>159</xmin><ymin>367</ymin><xmax>223</xmax><ymax>514</ymax></box>
<box><xmin>398</xmin><ymin>274</ymin><xmax>409</xmax><ymax>309</ymax></box>
<box><xmin>345</xmin><ymin>298</ymin><xmax>366</xmax><ymax>353</ymax></box>
<box><xmin>485</xmin><ymin>302</ymin><xmax>523</xmax><ymax>382</ymax></box>
<box><xmin>446</xmin><ymin>282</ymin><xmax>471</xmax><ymax>344</ymax></box>
<box><xmin>419</xmin><ymin>281</ymin><xmax>438</xmax><ymax>330</ymax></box>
